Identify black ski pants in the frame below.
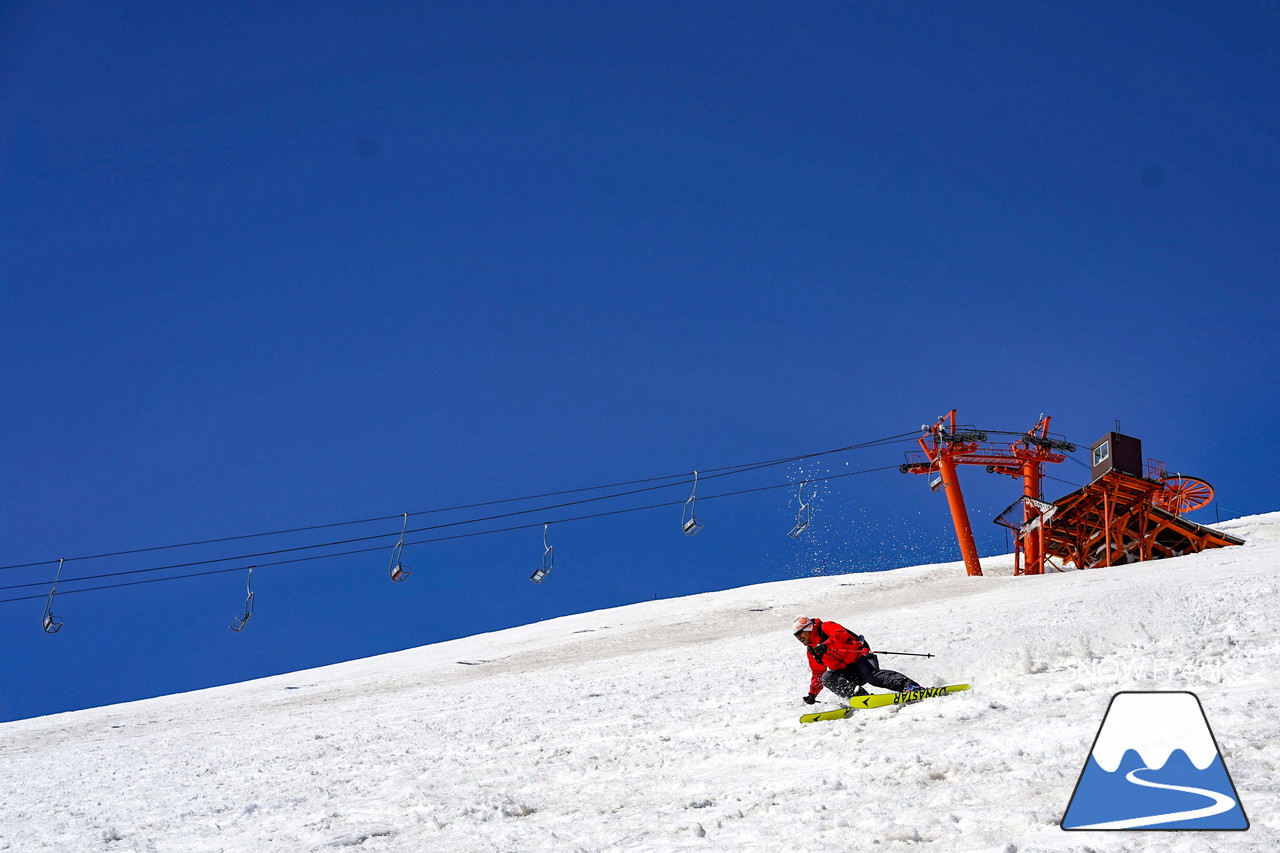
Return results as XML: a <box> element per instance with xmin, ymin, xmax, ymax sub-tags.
<box><xmin>821</xmin><ymin>654</ymin><xmax>917</xmax><ymax>699</ymax></box>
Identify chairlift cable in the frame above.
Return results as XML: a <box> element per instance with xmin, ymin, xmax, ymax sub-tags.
<box><xmin>0</xmin><ymin>432</ymin><xmax>921</xmax><ymax>572</ymax></box>
<box><xmin>0</xmin><ymin>457</ymin><xmax>899</xmax><ymax>592</ymax></box>
<box><xmin>0</xmin><ymin>463</ymin><xmax>904</xmax><ymax>605</ymax></box>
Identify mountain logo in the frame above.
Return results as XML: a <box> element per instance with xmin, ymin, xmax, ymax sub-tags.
<box><xmin>1061</xmin><ymin>691</ymin><xmax>1248</xmax><ymax>831</ymax></box>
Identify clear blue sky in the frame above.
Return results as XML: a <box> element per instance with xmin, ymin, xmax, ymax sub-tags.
<box><xmin>2</xmin><ymin>1</ymin><xmax>1277</xmax><ymax>723</ymax></box>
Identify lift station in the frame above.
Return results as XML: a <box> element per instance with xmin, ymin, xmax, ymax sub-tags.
<box><xmin>901</xmin><ymin>410</ymin><xmax>1242</xmax><ymax>576</ymax></box>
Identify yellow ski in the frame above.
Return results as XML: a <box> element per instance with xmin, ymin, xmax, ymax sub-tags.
<box><xmin>800</xmin><ymin>684</ymin><xmax>971</xmax><ymax>723</ymax></box>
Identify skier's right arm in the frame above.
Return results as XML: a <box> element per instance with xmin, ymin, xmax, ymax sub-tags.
<box><xmin>806</xmin><ymin>651</ymin><xmax>826</xmax><ymax>699</ymax></box>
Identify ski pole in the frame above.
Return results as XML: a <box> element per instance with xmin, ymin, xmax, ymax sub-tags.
<box><xmin>873</xmin><ymin>651</ymin><xmax>934</xmax><ymax>658</ymax></box>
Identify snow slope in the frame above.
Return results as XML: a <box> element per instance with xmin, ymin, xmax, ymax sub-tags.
<box><xmin>3</xmin><ymin>513</ymin><xmax>1278</xmax><ymax>852</ymax></box>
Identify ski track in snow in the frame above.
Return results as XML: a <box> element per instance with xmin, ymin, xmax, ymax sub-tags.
<box><xmin>2</xmin><ymin>513</ymin><xmax>1279</xmax><ymax>851</ymax></box>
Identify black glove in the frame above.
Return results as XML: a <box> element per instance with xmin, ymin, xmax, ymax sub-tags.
<box><xmin>811</xmin><ymin>643</ymin><xmax>827</xmax><ymax>661</ymax></box>
<box><xmin>803</xmin><ymin>693</ymin><xmax>817</xmax><ymax>704</ymax></box>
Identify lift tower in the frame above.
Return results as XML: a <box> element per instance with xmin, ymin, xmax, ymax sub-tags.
<box><xmin>900</xmin><ymin>411</ymin><xmax>1071</xmax><ymax>576</ymax></box>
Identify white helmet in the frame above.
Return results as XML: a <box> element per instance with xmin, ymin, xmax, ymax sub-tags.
<box><xmin>792</xmin><ymin>616</ymin><xmax>814</xmax><ymax>635</ymax></box>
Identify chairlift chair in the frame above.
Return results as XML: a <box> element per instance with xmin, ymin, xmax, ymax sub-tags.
<box><xmin>229</xmin><ymin>567</ymin><xmax>256</xmax><ymax>632</ymax></box>
<box><xmin>788</xmin><ymin>481</ymin><xmax>812</xmax><ymax>539</ymax></box>
<box><xmin>41</xmin><ymin>558</ymin><xmax>65</xmax><ymax>634</ymax></box>
<box><xmin>681</xmin><ymin>471</ymin><xmax>705</xmax><ymax>535</ymax></box>
<box><xmin>388</xmin><ymin>512</ymin><xmax>411</xmax><ymax>583</ymax></box>
<box><xmin>530</xmin><ymin>523</ymin><xmax>554</xmax><ymax>584</ymax></box>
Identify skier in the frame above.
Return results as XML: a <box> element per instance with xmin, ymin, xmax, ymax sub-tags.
<box><xmin>793</xmin><ymin>615</ymin><xmax>922</xmax><ymax>705</ymax></box>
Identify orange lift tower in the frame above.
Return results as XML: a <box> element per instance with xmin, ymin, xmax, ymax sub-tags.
<box><xmin>900</xmin><ymin>411</ymin><xmax>1073</xmax><ymax>576</ymax></box>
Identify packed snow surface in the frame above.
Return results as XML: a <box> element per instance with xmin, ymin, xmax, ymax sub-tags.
<box><xmin>3</xmin><ymin>513</ymin><xmax>1279</xmax><ymax>852</ymax></box>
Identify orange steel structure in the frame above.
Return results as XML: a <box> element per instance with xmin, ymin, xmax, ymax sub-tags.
<box><xmin>1039</xmin><ymin>467</ymin><xmax>1241</xmax><ymax>568</ymax></box>
<box><xmin>900</xmin><ymin>410</ymin><xmax>1071</xmax><ymax>576</ymax></box>
<box><xmin>1033</xmin><ymin>457</ymin><xmax>1238</xmax><ymax>568</ymax></box>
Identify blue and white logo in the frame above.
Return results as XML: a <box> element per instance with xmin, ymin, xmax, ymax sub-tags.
<box><xmin>1062</xmin><ymin>691</ymin><xmax>1248</xmax><ymax>831</ymax></box>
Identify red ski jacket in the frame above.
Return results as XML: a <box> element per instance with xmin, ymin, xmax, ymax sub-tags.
<box><xmin>802</xmin><ymin>618</ymin><xmax>871</xmax><ymax>695</ymax></box>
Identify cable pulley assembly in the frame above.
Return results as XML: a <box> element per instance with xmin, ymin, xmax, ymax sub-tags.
<box><xmin>1022</xmin><ymin>435</ymin><xmax>1077</xmax><ymax>453</ymax></box>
